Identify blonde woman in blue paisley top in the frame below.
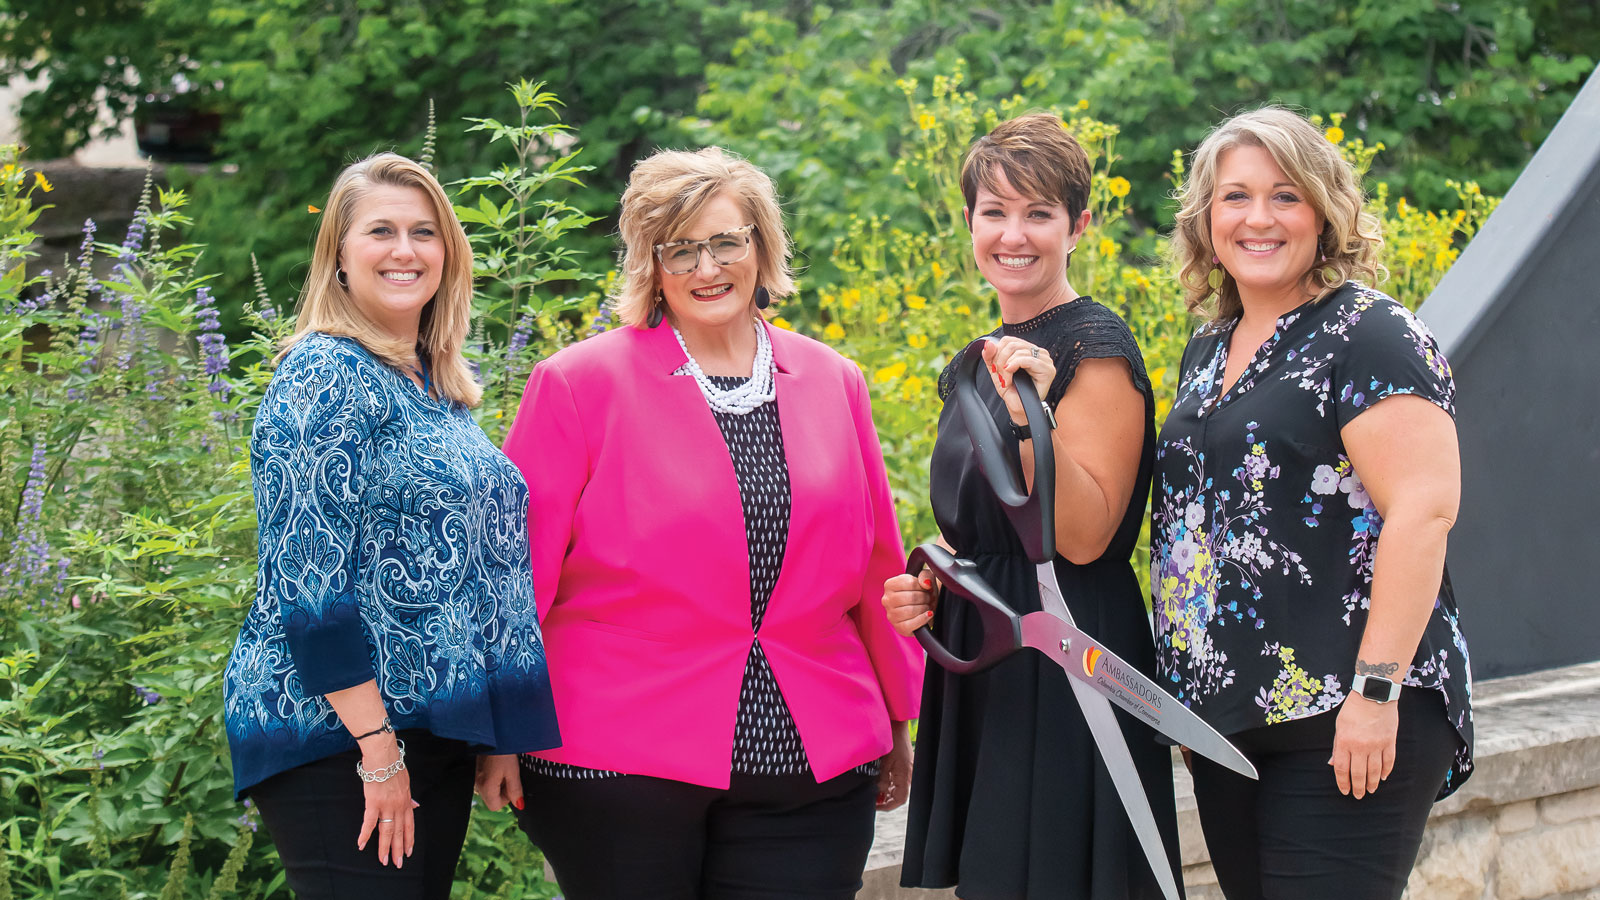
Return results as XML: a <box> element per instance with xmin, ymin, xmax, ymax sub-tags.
<box><xmin>222</xmin><ymin>152</ymin><xmax>559</xmax><ymax>899</ymax></box>
<box><xmin>1154</xmin><ymin>108</ymin><xmax>1472</xmax><ymax>899</ymax></box>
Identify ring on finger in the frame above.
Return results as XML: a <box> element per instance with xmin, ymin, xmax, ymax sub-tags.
<box><xmin>1030</xmin><ymin>346</ymin><xmax>1039</xmax><ymax>358</ymax></box>
<box><xmin>379</xmin><ymin>818</ymin><xmax>395</xmax><ymax>823</ymax></box>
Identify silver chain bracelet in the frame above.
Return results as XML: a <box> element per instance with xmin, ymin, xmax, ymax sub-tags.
<box><xmin>356</xmin><ymin>738</ymin><xmax>407</xmax><ymax>783</ymax></box>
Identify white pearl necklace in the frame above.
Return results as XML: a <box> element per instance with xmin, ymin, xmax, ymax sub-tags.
<box><xmin>672</xmin><ymin>318</ymin><xmax>776</xmax><ymax>415</ymax></box>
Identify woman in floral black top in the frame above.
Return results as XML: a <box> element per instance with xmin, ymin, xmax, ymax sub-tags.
<box><xmin>1154</xmin><ymin>108</ymin><xmax>1472</xmax><ymax>899</ymax></box>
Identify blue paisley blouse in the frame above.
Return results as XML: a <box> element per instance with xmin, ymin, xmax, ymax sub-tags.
<box><xmin>224</xmin><ymin>333</ymin><xmax>560</xmax><ymax>797</ymax></box>
<box><xmin>1151</xmin><ymin>283</ymin><xmax>1473</xmax><ymax>799</ymax></box>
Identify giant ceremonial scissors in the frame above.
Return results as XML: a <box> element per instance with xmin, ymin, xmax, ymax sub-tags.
<box><xmin>908</xmin><ymin>340</ymin><xmax>1258</xmax><ymax>900</ymax></box>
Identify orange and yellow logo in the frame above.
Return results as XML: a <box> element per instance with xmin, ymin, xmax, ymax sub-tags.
<box><xmin>1081</xmin><ymin>646</ymin><xmax>1102</xmax><ymax>677</ymax></box>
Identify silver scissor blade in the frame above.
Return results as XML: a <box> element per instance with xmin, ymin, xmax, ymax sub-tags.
<box><xmin>1021</xmin><ymin>612</ymin><xmax>1259</xmax><ymax>780</ymax></box>
<box><xmin>1067</xmin><ymin>662</ymin><xmax>1182</xmax><ymax>900</ymax></box>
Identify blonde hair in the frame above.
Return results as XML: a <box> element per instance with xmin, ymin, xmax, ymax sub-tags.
<box><xmin>1171</xmin><ymin>106</ymin><xmax>1384</xmax><ymax>322</ymax></box>
<box><xmin>961</xmin><ymin>112</ymin><xmax>1091</xmax><ymax>221</ymax></box>
<box><xmin>612</xmin><ymin>147</ymin><xmax>794</xmax><ymax>328</ymax></box>
<box><xmin>281</xmin><ymin>152</ymin><xmax>481</xmax><ymax>407</ymax></box>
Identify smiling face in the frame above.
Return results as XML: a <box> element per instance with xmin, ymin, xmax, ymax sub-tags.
<box><xmin>1209</xmin><ymin>144</ymin><xmax>1325</xmax><ymax>314</ymax></box>
<box><xmin>339</xmin><ymin>184</ymin><xmax>445</xmax><ymax>342</ymax></box>
<box><xmin>967</xmin><ymin>169</ymin><xmax>1089</xmax><ymax>309</ymax></box>
<box><xmin>657</xmin><ymin>191</ymin><xmax>758</xmax><ymax>334</ymax></box>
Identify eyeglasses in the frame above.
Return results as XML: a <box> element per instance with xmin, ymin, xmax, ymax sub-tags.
<box><xmin>654</xmin><ymin>224</ymin><xmax>756</xmax><ymax>275</ymax></box>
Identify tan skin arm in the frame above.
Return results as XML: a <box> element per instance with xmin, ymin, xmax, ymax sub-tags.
<box><xmin>1329</xmin><ymin>394</ymin><xmax>1460</xmax><ymax>799</ymax></box>
<box><xmin>983</xmin><ymin>340</ymin><xmax>1145</xmax><ymax>565</ymax></box>
<box><xmin>882</xmin><ymin>342</ymin><xmax>1144</xmax><ymax>634</ymax></box>
<box><xmin>324</xmin><ymin>681</ymin><xmax>414</xmax><ymax>867</ymax></box>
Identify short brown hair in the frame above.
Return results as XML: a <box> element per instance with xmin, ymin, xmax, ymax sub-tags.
<box><xmin>282</xmin><ymin>152</ymin><xmax>481</xmax><ymax>407</ymax></box>
<box><xmin>961</xmin><ymin>112</ymin><xmax>1091</xmax><ymax>220</ymax></box>
<box><xmin>612</xmin><ymin>147</ymin><xmax>794</xmax><ymax>328</ymax></box>
<box><xmin>1171</xmin><ymin>106</ymin><xmax>1384</xmax><ymax>322</ymax></box>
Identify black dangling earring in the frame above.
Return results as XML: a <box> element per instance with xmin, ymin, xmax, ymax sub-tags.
<box><xmin>753</xmin><ymin>285</ymin><xmax>770</xmax><ymax>310</ymax></box>
<box><xmin>647</xmin><ymin>295</ymin><xmax>665</xmax><ymax>328</ymax></box>
<box><xmin>336</xmin><ymin>266</ymin><xmax>349</xmax><ymax>288</ymax></box>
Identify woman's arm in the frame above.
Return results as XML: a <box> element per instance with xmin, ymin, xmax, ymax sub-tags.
<box><xmin>324</xmin><ymin>682</ymin><xmax>414</xmax><ymax>866</ymax></box>
<box><xmin>256</xmin><ymin>347</ymin><xmax>413</xmax><ymax>861</ymax></box>
<box><xmin>845</xmin><ymin>363</ymin><xmax>925</xmax><ymax>722</ymax></box>
<box><xmin>1330</xmin><ymin>393</ymin><xmax>1460</xmax><ymax>799</ymax></box>
<box><xmin>987</xmin><ymin>340</ymin><xmax>1145</xmax><ymax>564</ymax></box>
<box><xmin>503</xmin><ymin>359</ymin><xmax>589</xmax><ymax>621</ymax></box>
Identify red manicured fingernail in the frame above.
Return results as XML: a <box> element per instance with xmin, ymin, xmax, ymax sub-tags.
<box><xmin>925</xmin><ymin>610</ymin><xmax>935</xmax><ymax>618</ymax></box>
<box><xmin>513</xmin><ymin>797</ymin><xmax>524</xmax><ymax>811</ymax></box>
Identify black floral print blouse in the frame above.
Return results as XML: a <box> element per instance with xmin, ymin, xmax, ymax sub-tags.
<box><xmin>1151</xmin><ymin>282</ymin><xmax>1473</xmax><ymax>798</ymax></box>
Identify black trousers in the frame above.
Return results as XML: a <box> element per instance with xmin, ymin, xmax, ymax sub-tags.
<box><xmin>1189</xmin><ymin>688</ymin><xmax>1457</xmax><ymax>900</ymax></box>
<box><xmin>516</xmin><ymin>768</ymin><xmax>879</xmax><ymax>900</ymax></box>
<box><xmin>250</xmin><ymin>730</ymin><xmax>476</xmax><ymax>900</ymax></box>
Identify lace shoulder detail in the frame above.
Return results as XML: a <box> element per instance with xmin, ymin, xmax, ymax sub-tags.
<box><xmin>938</xmin><ymin>299</ymin><xmax>1151</xmax><ymax>405</ymax></box>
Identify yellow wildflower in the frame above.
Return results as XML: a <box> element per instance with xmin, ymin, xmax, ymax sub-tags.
<box><xmin>772</xmin><ymin>316</ymin><xmax>794</xmax><ymax>330</ymax></box>
<box><xmin>1106</xmin><ymin>176</ymin><xmax>1131</xmax><ymax>198</ymax></box>
<box><xmin>824</xmin><ymin>322</ymin><xmax>845</xmax><ymax>341</ymax></box>
<box><xmin>308</xmin><ymin>204</ymin><xmax>322</xmax><ymax>214</ymax></box>
<box><xmin>1150</xmin><ymin>366</ymin><xmax>1167</xmax><ymax>385</ymax></box>
<box><xmin>1433</xmin><ymin>249</ymin><xmax>1458</xmax><ymax>271</ymax></box>
<box><xmin>906</xmin><ymin>293</ymin><xmax>927</xmax><ymax>309</ymax></box>
<box><xmin>876</xmin><ymin>310</ymin><xmax>890</xmax><ymax>324</ymax></box>
<box><xmin>820</xmin><ymin>292</ymin><xmax>836</xmax><ymax>308</ymax></box>
<box><xmin>918</xmin><ymin>113</ymin><xmax>937</xmax><ymax>131</ymax></box>
<box><xmin>1099</xmin><ymin>238</ymin><xmax>1117</xmax><ymax>258</ymax></box>
<box><xmin>1324</xmin><ymin>126</ymin><xmax>1345</xmax><ymax>144</ymax></box>
<box><xmin>33</xmin><ymin>172</ymin><xmax>52</xmax><ymax>193</ymax></box>
<box><xmin>842</xmin><ymin>288</ymin><xmax>860</xmax><ymax>309</ymax></box>
<box><xmin>1076</xmin><ymin>98</ymin><xmax>1090</xmax><ymax>110</ymax></box>
<box><xmin>930</xmin><ymin>261</ymin><xmax>944</xmax><ymax>279</ymax></box>
<box><xmin>902</xmin><ymin>374</ymin><xmax>926</xmax><ymax>401</ymax></box>
<box><xmin>907</xmin><ymin>333</ymin><xmax>929</xmax><ymax>349</ymax></box>
<box><xmin>874</xmin><ymin>361</ymin><xmax>907</xmax><ymax>384</ymax></box>
<box><xmin>955</xmin><ymin>305</ymin><xmax>971</xmax><ymax>316</ymax></box>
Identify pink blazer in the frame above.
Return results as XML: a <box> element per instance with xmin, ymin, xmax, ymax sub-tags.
<box><xmin>502</xmin><ymin>320</ymin><xmax>923</xmax><ymax>788</ymax></box>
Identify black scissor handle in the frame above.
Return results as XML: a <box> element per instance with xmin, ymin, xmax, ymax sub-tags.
<box><xmin>907</xmin><ymin>543</ymin><xmax>1023</xmax><ymax>675</ymax></box>
<box><xmin>952</xmin><ymin>340</ymin><xmax>1055</xmax><ymax>564</ymax></box>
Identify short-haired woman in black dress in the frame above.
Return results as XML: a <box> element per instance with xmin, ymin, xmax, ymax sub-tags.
<box><xmin>884</xmin><ymin>112</ymin><xmax>1182</xmax><ymax>900</ymax></box>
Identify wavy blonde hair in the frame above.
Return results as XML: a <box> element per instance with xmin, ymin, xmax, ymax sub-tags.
<box><xmin>281</xmin><ymin>152</ymin><xmax>481</xmax><ymax>407</ymax></box>
<box><xmin>612</xmin><ymin>147</ymin><xmax>794</xmax><ymax>328</ymax></box>
<box><xmin>1171</xmin><ymin>107</ymin><xmax>1384</xmax><ymax>322</ymax></box>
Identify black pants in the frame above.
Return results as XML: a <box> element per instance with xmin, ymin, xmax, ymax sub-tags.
<box><xmin>1190</xmin><ymin>688</ymin><xmax>1457</xmax><ymax>900</ymax></box>
<box><xmin>250</xmin><ymin>730</ymin><xmax>476</xmax><ymax>900</ymax></box>
<box><xmin>516</xmin><ymin>769</ymin><xmax>879</xmax><ymax>899</ymax></box>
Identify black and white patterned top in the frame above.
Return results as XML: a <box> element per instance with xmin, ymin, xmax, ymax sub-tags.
<box><xmin>523</xmin><ymin>373</ymin><xmax>878</xmax><ymax>781</ymax></box>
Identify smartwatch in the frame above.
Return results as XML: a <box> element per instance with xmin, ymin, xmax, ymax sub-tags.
<box><xmin>1351</xmin><ymin>674</ymin><xmax>1401</xmax><ymax>704</ymax></box>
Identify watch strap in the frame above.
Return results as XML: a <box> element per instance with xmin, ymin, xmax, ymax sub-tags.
<box><xmin>353</xmin><ymin>715</ymin><xmax>394</xmax><ymax>741</ymax></box>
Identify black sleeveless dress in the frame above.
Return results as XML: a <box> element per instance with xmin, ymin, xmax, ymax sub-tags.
<box><xmin>900</xmin><ymin>298</ymin><xmax>1183</xmax><ymax>900</ymax></box>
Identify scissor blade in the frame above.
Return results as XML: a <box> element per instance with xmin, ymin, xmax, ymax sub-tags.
<box><xmin>1066</xmin><ymin>662</ymin><xmax>1182</xmax><ymax>900</ymax></box>
<box><xmin>1020</xmin><ymin>612</ymin><xmax>1259</xmax><ymax>780</ymax></box>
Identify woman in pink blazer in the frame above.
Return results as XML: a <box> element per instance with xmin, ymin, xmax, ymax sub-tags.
<box><xmin>488</xmin><ymin>147</ymin><xmax>923</xmax><ymax>899</ymax></box>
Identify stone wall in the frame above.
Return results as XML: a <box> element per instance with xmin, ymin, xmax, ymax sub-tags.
<box><xmin>860</xmin><ymin>660</ymin><xmax>1600</xmax><ymax>900</ymax></box>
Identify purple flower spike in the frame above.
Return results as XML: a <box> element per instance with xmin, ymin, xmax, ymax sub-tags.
<box><xmin>194</xmin><ymin>286</ymin><xmax>231</xmax><ymax>399</ymax></box>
